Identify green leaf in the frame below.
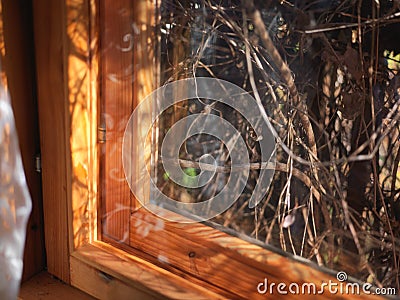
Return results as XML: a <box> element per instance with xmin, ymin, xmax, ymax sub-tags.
<box><xmin>163</xmin><ymin>172</ymin><xmax>170</xmax><ymax>181</ymax></box>
<box><xmin>183</xmin><ymin>167</ymin><xmax>197</xmax><ymax>177</ymax></box>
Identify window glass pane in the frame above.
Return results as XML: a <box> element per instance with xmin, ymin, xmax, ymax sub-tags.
<box><xmin>101</xmin><ymin>0</ymin><xmax>400</xmax><ymax>290</ymax></box>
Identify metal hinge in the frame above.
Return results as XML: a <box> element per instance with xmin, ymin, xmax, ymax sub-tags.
<box><xmin>98</xmin><ymin>125</ymin><xmax>106</xmax><ymax>143</ymax></box>
<box><xmin>35</xmin><ymin>154</ymin><xmax>41</xmax><ymax>173</ymax></box>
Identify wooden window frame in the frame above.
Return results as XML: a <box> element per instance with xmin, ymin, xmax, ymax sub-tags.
<box><xmin>32</xmin><ymin>0</ymin><xmax>384</xmax><ymax>299</ymax></box>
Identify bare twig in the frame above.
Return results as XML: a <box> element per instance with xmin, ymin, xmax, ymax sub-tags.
<box><xmin>242</xmin><ymin>0</ymin><xmax>317</xmax><ymax>156</ymax></box>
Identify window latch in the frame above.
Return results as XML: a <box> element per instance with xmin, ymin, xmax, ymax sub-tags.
<box><xmin>35</xmin><ymin>154</ymin><xmax>41</xmax><ymax>173</ymax></box>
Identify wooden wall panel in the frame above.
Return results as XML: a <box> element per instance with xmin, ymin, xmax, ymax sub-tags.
<box><xmin>32</xmin><ymin>0</ymin><xmax>71</xmax><ymax>283</ymax></box>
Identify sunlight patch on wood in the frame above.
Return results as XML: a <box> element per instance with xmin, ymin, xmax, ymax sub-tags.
<box><xmin>67</xmin><ymin>0</ymin><xmax>98</xmax><ymax>250</ymax></box>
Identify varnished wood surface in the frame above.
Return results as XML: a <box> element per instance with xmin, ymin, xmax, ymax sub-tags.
<box><xmin>66</xmin><ymin>0</ymin><xmax>98</xmax><ymax>250</ymax></box>
<box><xmin>32</xmin><ymin>0</ymin><xmax>71</xmax><ymax>283</ymax></box>
<box><xmin>72</xmin><ymin>242</ymin><xmax>225</xmax><ymax>300</ymax></box>
<box><xmin>100</xmin><ymin>0</ymin><xmax>134</xmax><ymax>242</ymax></box>
<box><xmin>70</xmin><ymin>256</ymin><xmax>160</xmax><ymax>300</ymax></box>
<box><xmin>128</xmin><ymin>207</ymin><xmax>384</xmax><ymax>299</ymax></box>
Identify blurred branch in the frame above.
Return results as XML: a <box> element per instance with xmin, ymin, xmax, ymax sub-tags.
<box><xmin>302</xmin><ymin>11</ymin><xmax>400</xmax><ymax>34</ymax></box>
<box><xmin>242</xmin><ymin>0</ymin><xmax>317</xmax><ymax>156</ymax></box>
<box><xmin>162</xmin><ymin>157</ymin><xmax>321</xmax><ymax>200</ymax></box>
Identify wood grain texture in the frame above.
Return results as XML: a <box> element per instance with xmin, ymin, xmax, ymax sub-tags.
<box><xmin>99</xmin><ymin>0</ymin><xmax>157</xmax><ymax>244</ymax></box>
<box><xmin>72</xmin><ymin>243</ymin><xmax>225</xmax><ymax>300</ymax></box>
<box><xmin>100</xmin><ymin>0</ymin><xmax>134</xmax><ymax>242</ymax></box>
<box><xmin>129</xmin><ymin>207</ymin><xmax>384</xmax><ymax>299</ymax></box>
<box><xmin>33</xmin><ymin>0</ymin><xmax>99</xmax><ymax>280</ymax></box>
<box><xmin>131</xmin><ymin>0</ymin><xmax>157</xmax><ymax>210</ymax></box>
<box><xmin>66</xmin><ymin>0</ymin><xmax>98</xmax><ymax>250</ymax></box>
<box><xmin>32</xmin><ymin>0</ymin><xmax>71</xmax><ymax>283</ymax></box>
<box><xmin>88</xmin><ymin>0</ymin><xmax>100</xmax><ymax>245</ymax></box>
<box><xmin>71</xmin><ymin>256</ymin><xmax>159</xmax><ymax>300</ymax></box>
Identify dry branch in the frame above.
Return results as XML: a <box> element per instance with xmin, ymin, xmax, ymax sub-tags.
<box><xmin>242</xmin><ymin>0</ymin><xmax>317</xmax><ymax>156</ymax></box>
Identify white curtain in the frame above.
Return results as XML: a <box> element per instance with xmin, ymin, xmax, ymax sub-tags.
<box><xmin>0</xmin><ymin>72</ymin><xmax>32</xmax><ymax>299</ymax></box>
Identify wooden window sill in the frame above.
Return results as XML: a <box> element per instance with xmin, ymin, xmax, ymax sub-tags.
<box><xmin>70</xmin><ymin>207</ymin><xmax>385</xmax><ymax>300</ymax></box>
